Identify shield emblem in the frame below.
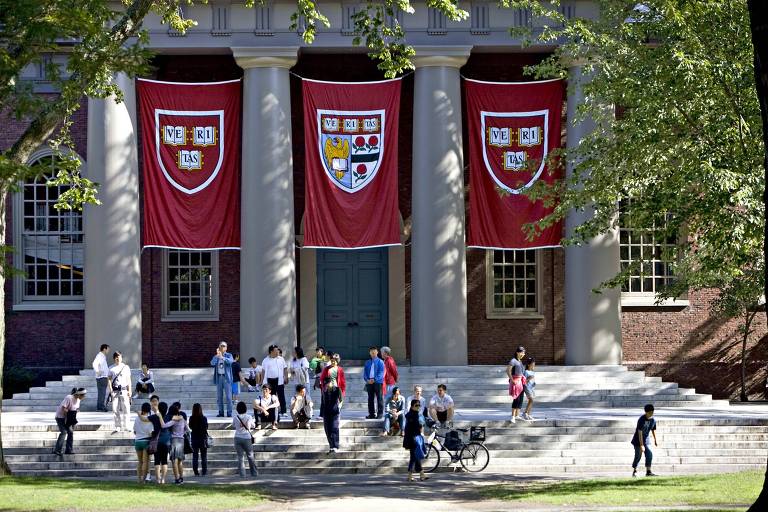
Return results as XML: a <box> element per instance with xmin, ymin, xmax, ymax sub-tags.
<box><xmin>154</xmin><ymin>109</ymin><xmax>225</xmax><ymax>195</ymax></box>
<box><xmin>480</xmin><ymin>110</ymin><xmax>549</xmax><ymax>195</ymax></box>
<box><xmin>317</xmin><ymin>109</ymin><xmax>385</xmax><ymax>193</ymax></box>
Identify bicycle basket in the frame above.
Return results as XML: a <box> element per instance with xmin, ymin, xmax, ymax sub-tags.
<box><xmin>443</xmin><ymin>430</ymin><xmax>462</xmax><ymax>450</ymax></box>
<box><xmin>469</xmin><ymin>426</ymin><xmax>486</xmax><ymax>442</ymax></box>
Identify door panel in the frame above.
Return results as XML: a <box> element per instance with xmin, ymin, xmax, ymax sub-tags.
<box><xmin>317</xmin><ymin>248</ymin><xmax>388</xmax><ymax>360</ymax></box>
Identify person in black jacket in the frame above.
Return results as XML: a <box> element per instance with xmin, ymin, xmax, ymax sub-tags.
<box><xmin>403</xmin><ymin>399</ymin><xmax>429</xmax><ymax>482</ymax></box>
<box><xmin>321</xmin><ymin>376</ymin><xmax>342</xmax><ymax>453</ymax></box>
<box><xmin>189</xmin><ymin>403</ymin><xmax>209</xmax><ymax>476</ymax></box>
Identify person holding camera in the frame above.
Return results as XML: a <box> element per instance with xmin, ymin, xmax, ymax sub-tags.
<box><xmin>210</xmin><ymin>341</ymin><xmax>235</xmax><ymax>417</ymax></box>
<box><xmin>108</xmin><ymin>351</ymin><xmax>132</xmax><ymax>433</ymax></box>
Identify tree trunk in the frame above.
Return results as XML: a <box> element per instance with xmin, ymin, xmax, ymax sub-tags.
<box><xmin>747</xmin><ymin>0</ymin><xmax>768</xmax><ymax>509</ymax></box>
<box><xmin>741</xmin><ymin>309</ymin><xmax>756</xmax><ymax>402</ymax></box>
<box><xmin>0</xmin><ymin>190</ymin><xmax>9</xmax><ymax>476</ymax></box>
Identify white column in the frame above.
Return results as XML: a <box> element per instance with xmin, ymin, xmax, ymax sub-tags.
<box><xmin>410</xmin><ymin>46</ymin><xmax>471</xmax><ymax>366</ymax></box>
<box><xmin>84</xmin><ymin>73</ymin><xmax>142</xmax><ymax>369</ymax></box>
<box><xmin>233</xmin><ymin>47</ymin><xmax>298</xmax><ymax>359</ymax></box>
<box><xmin>564</xmin><ymin>64</ymin><xmax>622</xmax><ymax>365</ymax></box>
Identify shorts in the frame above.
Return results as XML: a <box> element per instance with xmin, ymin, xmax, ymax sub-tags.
<box><xmin>154</xmin><ymin>442</ymin><xmax>169</xmax><ymax>466</ymax></box>
<box><xmin>232</xmin><ymin>382</ymin><xmax>240</xmax><ymax>395</ymax></box>
<box><xmin>169</xmin><ymin>438</ymin><xmax>186</xmax><ymax>461</ymax></box>
<box><xmin>524</xmin><ymin>387</ymin><xmax>535</xmax><ymax>399</ymax></box>
<box><xmin>436</xmin><ymin>410</ymin><xmax>448</xmax><ymax>423</ymax></box>
<box><xmin>134</xmin><ymin>439</ymin><xmax>150</xmax><ymax>452</ymax></box>
<box><xmin>511</xmin><ymin>392</ymin><xmax>525</xmax><ymax>409</ymax></box>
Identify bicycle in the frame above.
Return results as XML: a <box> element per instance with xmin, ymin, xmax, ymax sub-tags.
<box><xmin>422</xmin><ymin>425</ymin><xmax>490</xmax><ymax>473</ymax></box>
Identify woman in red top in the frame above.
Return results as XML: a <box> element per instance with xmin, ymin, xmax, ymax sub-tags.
<box><xmin>319</xmin><ymin>353</ymin><xmax>346</xmax><ymax>397</ymax></box>
<box><xmin>381</xmin><ymin>346</ymin><xmax>399</xmax><ymax>399</ymax></box>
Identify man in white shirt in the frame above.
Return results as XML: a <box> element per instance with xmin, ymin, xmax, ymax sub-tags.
<box><xmin>91</xmin><ymin>344</ymin><xmax>110</xmax><ymax>412</ymax></box>
<box><xmin>243</xmin><ymin>357</ymin><xmax>263</xmax><ymax>391</ymax></box>
<box><xmin>262</xmin><ymin>345</ymin><xmax>288</xmax><ymax>418</ymax></box>
<box><xmin>428</xmin><ymin>383</ymin><xmax>455</xmax><ymax>427</ymax></box>
<box><xmin>108</xmin><ymin>351</ymin><xmax>132</xmax><ymax>433</ymax></box>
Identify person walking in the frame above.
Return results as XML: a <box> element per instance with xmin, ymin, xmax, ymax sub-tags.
<box><xmin>210</xmin><ymin>341</ymin><xmax>234</xmax><ymax>417</ymax></box>
<box><xmin>522</xmin><ymin>357</ymin><xmax>536</xmax><ymax>421</ymax></box>
<box><xmin>189</xmin><ymin>403</ymin><xmax>209</xmax><ymax>477</ymax></box>
<box><xmin>133</xmin><ymin>402</ymin><xmax>154</xmax><ymax>483</ymax></box>
<box><xmin>91</xmin><ymin>344</ymin><xmax>110</xmax><ymax>412</ymax></box>
<box><xmin>382</xmin><ymin>386</ymin><xmax>405</xmax><ymax>436</ymax></box>
<box><xmin>290</xmin><ymin>384</ymin><xmax>313</xmax><ymax>429</ymax></box>
<box><xmin>403</xmin><ymin>399</ymin><xmax>429</xmax><ymax>482</ymax></box>
<box><xmin>133</xmin><ymin>363</ymin><xmax>155</xmax><ymax>398</ymax></box>
<box><xmin>381</xmin><ymin>346</ymin><xmax>399</xmax><ymax>399</ymax></box>
<box><xmin>632</xmin><ymin>404</ymin><xmax>659</xmax><ymax>477</ymax></box>
<box><xmin>233</xmin><ymin>401</ymin><xmax>258</xmax><ymax>478</ymax></box>
<box><xmin>53</xmin><ymin>387</ymin><xmax>86</xmax><ymax>456</ymax></box>
<box><xmin>262</xmin><ymin>345</ymin><xmax>289</xmax><ymax>418</ymax></box>
<box><xmin>363</xmin><ymin>347</ymin><xmax>385</xmax><ymax>419</ymax></box>
<box><xmin>321</xmin><ymin>376</ymin><xmax>343</xmax><ymax>453</ymax></box>
<box><xmin>506</xmin><ymin>345</ymin><xmax>526</xmax><ymax>424</ymax></box>
<box><xmin>108</xmin><ymin>351</ymin><xmax>131</xmax><ymax>433</ymax></box>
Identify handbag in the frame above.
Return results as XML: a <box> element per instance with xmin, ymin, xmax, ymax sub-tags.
<box><xmin>237</xmin><ymin>415</ymin><xmax>255</xmax><ymax>444</ymax></box>
<box><xmin>148</xmin><ymin>436</ymin><xmax>159</xmax><ymax>455</ymax></box>
<box><xmin>205</xmin><ymin>434</ymin><xmax>215</xmax><ymax>448</ymax></box>
<box><xmin>183</xmin><ymin>433</ymin><xmax>193</xmax><ymax>454</ymax></box>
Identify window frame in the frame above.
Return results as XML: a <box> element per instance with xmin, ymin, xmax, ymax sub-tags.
<box><xmin>161</xmin><ymin>249</ymin><xmax>220</xmax><ymax>322</ymax></box>
<box><xmin>12</xmin><ymin>148</ymin><xmax>86</xmax><ymax>311</ymax></box>
<box><xmin>485</xmin><ymin>249</ymin><xmax>544</xmax><ymax>319</ymax></box>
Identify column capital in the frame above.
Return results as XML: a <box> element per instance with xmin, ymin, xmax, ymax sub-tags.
<box><xmin>412</xmin><ymin>46</ymin><xmax>472</xmax><ymax>68</ymax></box>
<box><xmin>232</xmin><ymin>47</ymin><xmax>299</xmax><ymax>69</ymax></box>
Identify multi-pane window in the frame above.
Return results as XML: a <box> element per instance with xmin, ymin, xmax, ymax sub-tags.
<box><xmin>164</xmin><ymin>250</ymin><xmax>219</xmax><ymax>320</ymax></box>
<box><xmin>18</xmin><ymin>155</ymin><xmax>84</xmax><ymax>302</ymax></box>
<box><xmin>619</xmin><ymin>210</ymin><xmax>677</xmax><ymax>296</ymax></box>
<box><xmin>487</xmin><ymin>250</ymin><xmax>538</xmax><ymax>316</ymax></box>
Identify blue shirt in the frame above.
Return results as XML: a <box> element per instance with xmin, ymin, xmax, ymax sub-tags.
<box><xmin>631</xmin><ymin>415</ymin><xmax>657</xmax><ymax>446</ymax></box>
<box><xmin>363</xmin><ymin>357</ymin><xmax>385</xmax><ymax>384</ymax></box>
<box><xmin>210</xmin><ymin>353</ymin><xmax>234</xmax><ymax>384</ymax></box>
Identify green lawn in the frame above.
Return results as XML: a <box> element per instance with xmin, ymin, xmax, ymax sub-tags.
<box><xmin>479</xmin><ymin>470</ymin><xmax>764</xmax><ymax>507</ymax></box>
<box><xmin>0</xmin><ymin>477</ymin><xmax>270</xmax><ymax>511</ymax></box>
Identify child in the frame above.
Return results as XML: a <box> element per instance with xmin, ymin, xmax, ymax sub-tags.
<box><xmin>631</xmin><ymin>403</ymin><xmax>659</xmax><ymax>477</ymax></box>
<box><xmin>244</xmin><ymin>357</ymin><xmax>262</xmax><ymax>391</ymax></box>
<box><xmin>253</xmin><ymin>384</ymin><xmax>280</xmax><ymax>430</ymax></box>
<box><xmin>521</xmin><ymin>357</ymin><xmax>536</xmax><ymax>421</ymax></box>
<box><xmin>133</xmin><ymin>363</ymin><xmax>155</xmax><ymax>398</ymax></box>
<box><xmin>231</xmin><ymin>353</ymin><xmax>243</xmax><ymax>404</ymax></box>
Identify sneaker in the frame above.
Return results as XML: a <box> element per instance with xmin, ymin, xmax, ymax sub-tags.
<box><xmin>145</xmin><ymin>474</ymin><xmax>152</xmax><ymax>482</ymax></box>
<box><xmin>304</xmin><ymin>423</ymin><xmax>311</xmax><ymax>430</ymax></box>
<box><xmin>646</xmin><ymin>471</ymin><xmax>658</xmax><ymax>477</ymax></box>
<box><xmin>510</xmin><ymin>416</ymin><xmax>516</xmax><ymax>424</ymax></box>
<box><xmin>216</xmin><ymin>413</ymin><xmax>224</xmax><ymax>418</ymax></box>
<box><xmin>254</xmin><ymin>424</ymin><xmax>262</xmax><ymax>431</ymax></box>
<box><xmin>111</xmin><ymin>429</ymin><xmax>121</xmax><ymax>434</ymax></box>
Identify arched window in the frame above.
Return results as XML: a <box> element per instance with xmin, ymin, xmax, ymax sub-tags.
<box><xmin>13</xmin><ymin>151</ymin><xmax>84</xmax><ymax>309</ymax></box>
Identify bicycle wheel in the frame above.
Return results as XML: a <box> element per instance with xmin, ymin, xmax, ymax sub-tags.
<box><xmin>459</xmin><ymin>442</ymin><xmax>490</xmax><ymax>472</ymax></box>
<box><xmin>422</xmin><ymin>443</ymin><xmax>441</xmax><ymax>473</ymax></box>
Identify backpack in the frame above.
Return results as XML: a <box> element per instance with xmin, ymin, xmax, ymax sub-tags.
<box><xmin>443</xmin><ymin>430</ymin><xmax>461</xmax><ymax>450</ymax></box>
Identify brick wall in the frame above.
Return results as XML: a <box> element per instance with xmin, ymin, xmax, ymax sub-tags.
<box><xmin>2</xmin><ymin>97</ymin><xmax>88</xmax><ymax>378</ymax></box>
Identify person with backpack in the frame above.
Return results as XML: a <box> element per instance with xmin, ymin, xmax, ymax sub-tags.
<box><xmin>403</xmin><ymin>399</ymin><xmax>429</xmax><ymax>482</ymax></box>
<box><xmin>53</xmin><ymin>387</ymin><xmax>86</xmax><ymax>456</ymax></box>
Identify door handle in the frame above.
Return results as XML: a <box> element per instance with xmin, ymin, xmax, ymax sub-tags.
<box><xmin>347</xmin><ymin>321</ymin><xmax>359</xmax><ymax>327</ymax></box>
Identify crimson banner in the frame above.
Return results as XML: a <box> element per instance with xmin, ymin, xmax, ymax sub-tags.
<box><xmin>302</xmin><ymin>78</ymin><xmax>401</xmax><ymax>248</ymax></box>
<box><xmin>465</xmin><ymin>78</ymin><xmax>564</xmax><ymax>249</ymax></box>
<box><xmin>138</xmin><ymin>78</ymin><xmax>241</xmax><ymax>249</ymax></box>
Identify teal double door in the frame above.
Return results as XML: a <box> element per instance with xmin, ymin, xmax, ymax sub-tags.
<box><xmin>317</xmin><ymin>248</ymin><xmax>389</xmax><ymax>360</ymax></box>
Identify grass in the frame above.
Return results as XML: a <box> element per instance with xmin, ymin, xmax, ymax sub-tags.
<box><xmin>479</xmin><ymin>470</ymin><xmax>764</xmax><ymax>507</ymax></box>
<box><xmin>0</xmin><ymin>477</ymin><xmax>270</xmax><ymax>511</ymax></box>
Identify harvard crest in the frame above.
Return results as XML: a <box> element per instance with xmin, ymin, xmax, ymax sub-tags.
<box><xmin>480</xmin><ymin>110</ymin><xmax>549</xmax><ymax>195</ymax></box>
<box><xmin>318</xmin><ymin>109</ymin><xmax>385</xmax><ymax>193</ymax></box>
<box><xmin>155</xmin><ymin>109</ymin><xmax>225</xmax><ymax>194</ymax></box>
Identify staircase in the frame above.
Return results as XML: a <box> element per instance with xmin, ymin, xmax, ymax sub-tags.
<box><xmin>2</xmin><ymin>365</ymin><xmax>764</xmax><ymax>477</ymax></box>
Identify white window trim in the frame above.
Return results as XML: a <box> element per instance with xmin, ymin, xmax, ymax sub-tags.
<box><xmin>161</xmin><ymin>249</ymin><xmax>220</xmax><ymax>322</ymax></box>
<box><xmin>485</xmin><ymin>250</ymin><xmax>544</xmax><ymax>320</ymax></box>
<box><xmin>621</xmin><ymin>292</ymin><xmax>689</xmax><ymax>308</ymax></box>
<box><xmin>12</xmin><ymin>147</ymin><xmax>85</xmax><ymax>311</ymax></box>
